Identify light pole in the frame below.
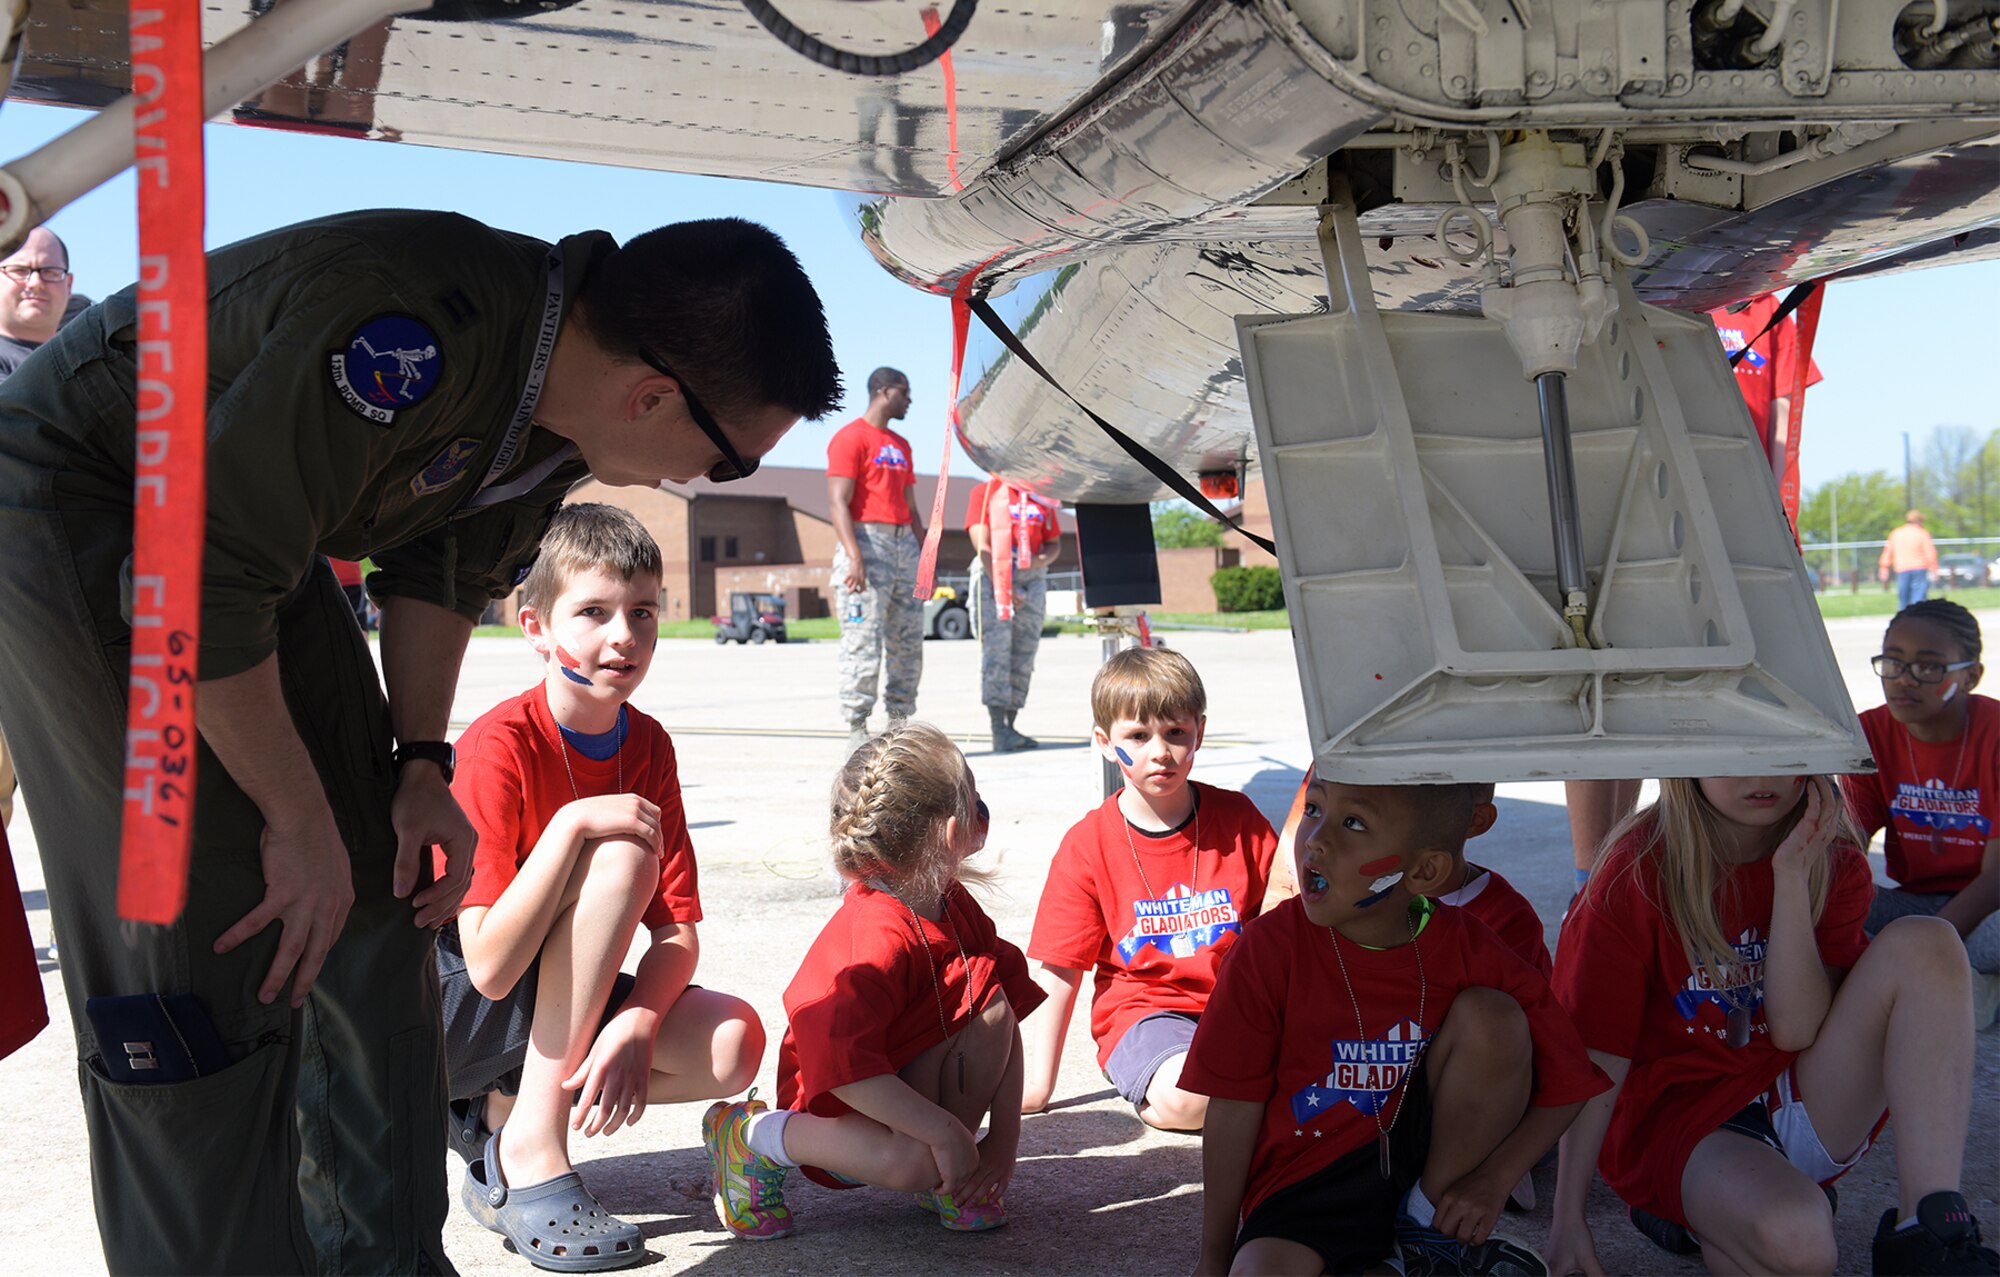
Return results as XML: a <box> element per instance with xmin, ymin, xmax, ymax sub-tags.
<box><xmin>1904</xmin><ymin>431</ymin><xmax>1913</xmax><ymax>512</ymax></box>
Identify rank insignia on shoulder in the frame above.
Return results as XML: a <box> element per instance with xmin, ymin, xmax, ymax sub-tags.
<box><xmin>332</xmin><ymin>314</ymin><xmax>443</xmax><ymax>425</ymax></box>
<box><xmin>412</xmin><ymin>437</ymin><xmax>482</xmax><ymax>497</ymax></box>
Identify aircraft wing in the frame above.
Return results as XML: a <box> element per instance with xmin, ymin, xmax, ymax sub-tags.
<box><xmin>10</xmin><ymin>0</ymin><xmax>2000</xmax><ymax>501</ymax></box>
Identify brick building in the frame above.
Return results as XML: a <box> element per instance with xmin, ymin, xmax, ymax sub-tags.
<box><xmin>557</xmin><ymin>466</ymin><xmax>1077</xmax><ymax>622</ymax></box>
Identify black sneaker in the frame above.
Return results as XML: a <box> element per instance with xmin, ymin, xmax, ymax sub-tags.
<box><xmin>1396</xmin><ymin>1214</ymin><xmax>1550</xmax><ymax>1275</ymax></box>
<box><xmin>1630</xmin><ymin>1206</ymin><xmax>1700</xmax><ymax>1256</ymax></box>
<box><xmin>1873</xmin><ymin>1192</ymin><xmax>2000</xmax><ymax>1275</ymax></box>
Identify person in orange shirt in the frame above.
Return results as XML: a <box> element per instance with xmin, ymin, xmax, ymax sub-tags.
<box><xmin>1880</xmin><ymin>510</ymin><xmax>1940</xmax><ymax>610</ymax></box>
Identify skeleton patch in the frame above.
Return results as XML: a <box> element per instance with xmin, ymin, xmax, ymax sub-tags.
<box><xmin>332</xmin><ymin>314</ymin><xmax>443</xmax><ymax>424</ymax></box>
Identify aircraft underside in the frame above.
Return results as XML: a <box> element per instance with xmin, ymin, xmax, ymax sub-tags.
<box><xmin>4</xmin><ymin>0</ymin><xmax>1995</xmax><ymax>777</ymax></box>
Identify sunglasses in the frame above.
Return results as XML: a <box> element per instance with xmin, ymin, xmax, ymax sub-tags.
<box><xmin>637</xmin><ymin>348</ymin><xmax>756</xmax><ymax>483</ymax></box>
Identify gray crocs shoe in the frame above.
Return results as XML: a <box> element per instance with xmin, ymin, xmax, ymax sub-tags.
<box><xmin>448</xmin><ymin>1094</ymin><xmax>493</xmax><ymax>1165</ymax></box>
<box><xmin>463</xmin><ymin>1130</ymin><xmax>644</xmax><ymax>1272</ymax></box>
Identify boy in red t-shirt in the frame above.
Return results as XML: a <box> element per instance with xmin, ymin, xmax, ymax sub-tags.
<box><xmin>1271</xmin><ymin>781</ymin><xmax>1553</xmax><ymax>978</ymax></box>
<box><xmin>439</xmin><ymin>504</ymin><xmax>764</xmax><ymax>1271</ymax></box>
<box><xmin>1022</xmin><ymin>647</ymin><xmax>1279</xmax><ymax>1132</ymax></box>
<box><xmin>1184</xmin><ymin>779</ymin><xmax>1607</xmax><ymax>1276</ymax></box>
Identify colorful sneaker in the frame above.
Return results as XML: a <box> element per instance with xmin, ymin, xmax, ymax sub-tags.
<box><xmin>701</xmin><ymin>1092</ymin><xmax>793</xmax><ymax>1240</ymax></box>
<box><xmin>1872</xmin><ymin>1192</ymin><xmax>2000</xmax><ymax>1275</ymax></box>
<box><xmin>1396</xmin><ymin>1215</ymin><xmax>1550</xmax><ymax>1276</ymax></box>
<box><xmin>915</xmin><ymin>1188</ymin><xmax>1007</xmax><ymax>1232</ymax></box>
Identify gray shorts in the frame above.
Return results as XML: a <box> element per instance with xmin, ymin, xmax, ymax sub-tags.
<box><xmin>1104</xmin><ymin>1011</ymin><xmax>1199</xmax><ymax>1105</ymax></box>
<box><xmin>436</xmin><ymin>922</ymin><xmax>637</xmax><ymax>1101</ymax></box>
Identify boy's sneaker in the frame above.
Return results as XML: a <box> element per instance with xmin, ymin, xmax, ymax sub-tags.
<box><xmin>1395</xmin><ymin>1216</ymin><xmax>1550</xmax><ymax>1275</ymax></box>
<box><xmin>1974</xmin><ymin>971</ymin><xmax>2000</xmax><ymax>1032</ymax></box>
<box><xmin>1872</xmin><ymin>1192</ymin><xmax>2000</xmax><ymax>1275</ymax></box>
<box><xmin>1629</xmin><ymin>1206</ymin><xmax>1701</xmax><ymax>1256</ymax></box>
<box><xmin>915</xmin><ymin>1188</ymin><xmax>1007</xmax><ymax>1232</ymax></box>
<box><xmin>701</xmin><ymin>1092</ymin><xmax>793</xmax><ymax>1240</ymax></box>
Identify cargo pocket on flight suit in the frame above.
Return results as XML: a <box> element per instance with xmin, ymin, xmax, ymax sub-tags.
<box><xmin>79</xmin><ymin>1037</ymin><xmax>313</xmax><ymax>1271</ymax></box>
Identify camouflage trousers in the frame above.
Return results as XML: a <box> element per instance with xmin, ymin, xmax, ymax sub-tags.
<box><xmin>833</xmin><ymin>522</ymin><xmax>923</xmax><ymax>723</ymax></box>
<box><xmin>971</xmin><ymin>562</ymin><xmax>1047</xmax><ymax>711</ymax></box>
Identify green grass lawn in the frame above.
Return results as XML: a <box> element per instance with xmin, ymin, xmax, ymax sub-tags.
<box><xmin>478</xmin><ymin>593</ymin><xmax>1980</xmax><ymax>642</ymax></box>
<box><xmin>1813</xmin><ymin>586</ymin><xmax>2000</xmax><ymax>619</ymax></box>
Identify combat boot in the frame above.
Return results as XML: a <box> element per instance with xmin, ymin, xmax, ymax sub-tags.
<box><xmin>847</xmin><ymin>717</ymin><xmax>871</xmax><ymax>752</ymax></box>
<box><xmin>989</xmin><ymin>708</ymin><xmax>1031</xmax><ymax>753</ymax></box>
<box><xmin>1005</xmin><ymin>710</ymin><xmax>1040</xmax><ymax>749</ymax></box>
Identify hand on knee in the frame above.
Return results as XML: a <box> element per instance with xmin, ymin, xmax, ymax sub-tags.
<box><xmin>578</xmin><ymin>834</ymin><xmax>661</xmax><ymax>885</ymax></box>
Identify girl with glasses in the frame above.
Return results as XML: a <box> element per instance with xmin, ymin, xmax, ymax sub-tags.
<box><xmin>1840</xmin><ymin>599</ymin><xmax>2000</xmax><ymax>1029</ymax></box>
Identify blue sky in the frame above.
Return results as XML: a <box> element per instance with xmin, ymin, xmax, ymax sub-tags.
<box><xmin>0</xmin><ymin>100</ymin><xmax>1989</xmax><ymax>497</ymax></box>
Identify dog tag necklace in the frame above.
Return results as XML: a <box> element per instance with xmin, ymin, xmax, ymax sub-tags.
<box><xmin>1122</xmin><ymin>793</ymin><xmax>1201</xmax><ymax>903</ymax></box>
<box><xmin>1904</xmin><ymin>723</ymin><xmax>1971</xmax><ymax>858</ymax></box>
<box><xmin>892</xmin><ymin>889</ymin><xmax>972</xmax><ymax>1093</ymax></box>
<box><xmin>1723</xmin><ymin>988</ymin><xmax>1753</xmax><ymax>1049</ymax></box>
<box><xmin>551</xmin><ymin>709</ymin><xmax>622</xmax><ymax>800</ymax></box>
<box><xmin>1326</xmin><ymin>908</ymin><xmax>1425</xmax><ymax>1179</ymax></box>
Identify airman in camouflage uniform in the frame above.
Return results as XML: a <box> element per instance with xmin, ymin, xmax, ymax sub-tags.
<box><xmin>0</xmin><ymin>210</ymin><xmax>838</xmax><ymax>1274</ymax></box>
<box><xmin>827</xmin><ymin>368</ymin><xmax>927</xmax><ymax>744</ymax></box>
<box><xmin>966</xmin><ymin>480</ymin><xmax>1063</xmax><ymax>751</ymax></box>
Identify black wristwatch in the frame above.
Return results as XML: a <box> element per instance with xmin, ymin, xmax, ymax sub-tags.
<box><xmin>392</xmin><ymin>740</ymin><xmax>456</xmax><ymax>785</ymax></box>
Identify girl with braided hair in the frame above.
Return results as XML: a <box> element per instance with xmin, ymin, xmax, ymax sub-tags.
<box><xmin>1840</xmin><ymin>599</ymin><xmax>2000</xmax><ymax>1028</ymax></box>
<box><xmin>701</xmin><ymin>723</ymin><xmax>1044</xmax><ymax>1240</ymax></box>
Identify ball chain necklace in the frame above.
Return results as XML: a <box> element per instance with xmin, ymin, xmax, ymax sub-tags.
<box><xmin>1121</xmin><ymin>791</ymin><xmax>1201</xmax><ymax>902</ymax></box>
<box><xmin>550</xmin><ymin>705</ymin><xmax>623</xmax><ymax>800</ymax></box>
<box><xmin>1324</xmin><ymin>906</ymin><xmax>1425</xmax><ymax>1180</ymax></box>
<box><xmin>888</xmin><ymin>887</ymin><xmax>973</xmax><ymax>1093</ymax></box>
<box><xmin>1904</xmin><ymin>708</ymin><xmax>1973</xmax><ymax>858</ymax></box>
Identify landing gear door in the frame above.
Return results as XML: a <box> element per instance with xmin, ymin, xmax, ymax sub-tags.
<box><xmin>1239</xmin><ymin>272</ymin><xmax>1871</xmax><ymax>785</ymax></box>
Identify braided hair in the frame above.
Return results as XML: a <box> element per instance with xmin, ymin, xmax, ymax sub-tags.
<box><xmin>830</xmin><ymin>722</ymin><xmax>978</xmax><ymax>905</ymax></box>
<box><xmin>1888</xmin><ymin>599</ymin><xmax>1983</xmax><ymax>663</ymax></box>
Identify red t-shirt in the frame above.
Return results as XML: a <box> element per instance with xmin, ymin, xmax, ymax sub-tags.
<box><xmin>1845</xmin><ymin>696</ymin><xmax>1999</xmax><ymax>895</ymax></box>
<box><xmin>1028</xmin><ymin>784</ymin><xmax>1278</xmax><ymax>1066</ymax></box>
<box><xmin>1182</xmin><ymin>900</ymin><xmax>1606</xmax><ymax>1219</ymax></box>
<box><xmin>778</xmin><ymin>881</ymin><xmax>1045</xmax><ymax>1118</ymax></box>
<box><xmin>445</xmin><ymin>684</ymin><xmax>701</xmax><ymax>931</ymax></box>
<box><xmin>1438</xmin><ymin>866</ymin><xmax>1552</xmax><ymax>979</ymax></box>
<box><xmin>962</xmin><ymin>479</ymin><xmax>1062</xmax><ymax>556</ymax></box>
<box><xmin>1710</xmin><ymin>295</ymin><xmax>1823</xmax><ymax>445</ymax></box>
<box><xmin>827</xmin><ymin>418</ymin><xmax>916</xmax><ymax>525</ymax></box>
<box><xmin>1552</xmin><ymin>830</ymin><xmax>1874</xmax><ymax>1226</ymax></box>
<box><xmin>0</xmin><ymin>822</ymin><xmax>46</xmax><ymax>1062</ymax></box>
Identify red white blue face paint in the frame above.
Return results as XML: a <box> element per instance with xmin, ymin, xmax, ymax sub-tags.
<box><xmin>1115</xmin><ymin>747</ymin><xmax>1134</xmax><ymax>768</ymax></box>
<box><xmin>1354</xmin><ymin>855</ymin><xmax>1403</xmax><ymax>908</ymax></box>
<box><xmin>555</xmin><ymin>645</ymin><xmax>592</xmax><ymax>687</ymax></box>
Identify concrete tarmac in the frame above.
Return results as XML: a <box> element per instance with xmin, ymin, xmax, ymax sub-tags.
<box><xmin>2</xmin><ymin>614</ymin><xmax>1994</xmax><ymax>1274</ymax></box>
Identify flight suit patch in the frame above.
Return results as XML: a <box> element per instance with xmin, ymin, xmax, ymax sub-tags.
<box><xmin>411</xmin><ymin>437</ymin><xmax>481</xmax><ymax>497</ymax></box>
<box><xmin>331</xmin><ymin>314</ymin><xmax>443</xmax><ymax>425</ymax></box>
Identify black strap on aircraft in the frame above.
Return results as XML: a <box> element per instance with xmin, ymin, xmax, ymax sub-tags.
<box><xmin>1727</xmin><ymin>281</ymin><xmax>1819</xmax><ymax>368</ymax></box>
<box><xmin>967</xmin><ymin>295</ymin><xmax>1278</xmax><ymax>555</ymax></box>
<box><xmin>740</xmin><ymin>0</ymin><xmax>976</xmax><ymax>75</ymax></box>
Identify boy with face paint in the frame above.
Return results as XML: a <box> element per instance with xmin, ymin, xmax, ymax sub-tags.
<box><xmin>1022</xmin><ymin>647</ymin><xmax>1279</xmax><ymax>1131</ymax></box>
<box><xmin>1184</xmin><ymin>779</ymin><xmax>1607</xmax><ymax>1276</ymax></box>
<box><xmin>435</xmin><ymin>504</ymin><xmax>764</xmax><ymax>1269</ymax></box>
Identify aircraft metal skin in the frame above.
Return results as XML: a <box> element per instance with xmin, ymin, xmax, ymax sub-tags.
<box><xmin>8</xmin><ymin>0</ymin><xmax>2000</xmax><ymax>502</ymax></box>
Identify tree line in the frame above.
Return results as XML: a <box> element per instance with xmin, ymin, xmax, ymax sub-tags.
<box><xmin>1797</xmin><ymin>425</ymin><xmax>2000</xmax><ymax>548</ymax></box>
